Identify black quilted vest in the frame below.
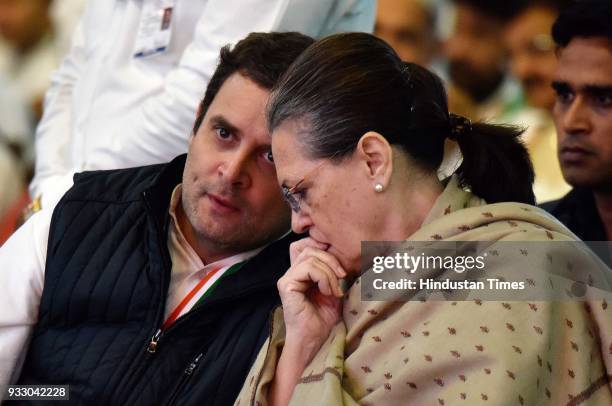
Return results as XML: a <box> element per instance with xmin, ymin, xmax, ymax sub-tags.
<box><xmin>16</xmin><ymin>155</ymin><xmax>294</xmax><ymax>405</ymax></box>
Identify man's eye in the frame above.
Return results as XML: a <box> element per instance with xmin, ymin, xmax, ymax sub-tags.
<box><xmin>555</xmin><ymin>91</ymin><xmax>574</xmax><ymax>105</ymax></box>
<box><xmin>264</xmin><ymin>150</ymin><xmax>274</xmax><ymax>164</ymax></box>
<box><xmin>593</xmin><ymin>94</ymin><xmax>612</xmax><ymax>108</ymax></box>
<box><xmin>216</xmin><ymin>127</ymin><xmax>231</xmax><ymax>139</ymax></box>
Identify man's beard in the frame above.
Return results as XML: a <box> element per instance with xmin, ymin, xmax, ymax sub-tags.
<box><xmin>449</xmin><ymin>61</ymin><xmax>505</xmax><ymax>103</ymax></box>
<box><xmin>181</xmin><ymin>182</ymin><xmax>288</xmax><ymax>256</ymax></box>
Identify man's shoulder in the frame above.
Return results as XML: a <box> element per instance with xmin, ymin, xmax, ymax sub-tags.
<box><xmin>202</xmin><ymin>233</ymin><xmax>302</xmax><ymax>302</ymax></box>
<box><xmin>539</xmin><ymin>188</ymin><xmax>592</xmax><ymax>216</ymax></box>
<box><xmin>246</xmin><ymin>233</ymin><xmax>301</xmax><ymax>273</ymax></box>
<box><xmin>540</xmin><ymin>197</ymin><xmax>564</xmax><ymax>214</ymax></box>
<box><xmin>66</xmin><ymin>155</ymin><xmax>186</xmax><ymax>204</ymax></box>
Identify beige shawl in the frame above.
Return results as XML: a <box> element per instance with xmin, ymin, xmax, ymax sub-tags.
<box><xmin>235</xmin><ymin>177</ymin><xmax>612</xmax><ymax>406</ymax></box>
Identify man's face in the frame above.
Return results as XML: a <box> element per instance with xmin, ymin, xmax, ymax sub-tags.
<box><xmin>375</xmin><ymin>0</ymin><xmax>437</xmax><ymax>66</ymax></box>
<box><xmin>552</xmin><ymin>37</ymin><xmax>612</xmax><ymax>191</ymax></box>
<box><xmin>444</xmin><ymin>4</ymin><xmax>507</xmax><ymax>102</ymax></box>
<box><xmin>0</xmin><ymin>0</ymin><xmax>49</xmax><ymax>50</ymax></box>
<box><xmin>181</xmin><ymin>73</ymin><xmax>291</xmax><ymax>260</ymax></box>
<box><xmin>504</xmin><ymin>6</ymin><xmax>558</xmax><ymax>110</ymax></box>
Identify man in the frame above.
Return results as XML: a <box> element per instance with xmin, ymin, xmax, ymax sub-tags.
<box><xmin>443</xmin><ymin>0</ymin><xmax>522</xmax><ymax>122</ymax></box>
<box><xmin>502</xmin><ymin>0</ymin><xmax>572</xmax><ymax>203</ymax></box>
<box><xmin>374</xmin><ymin>0</ymin><xmax>438</xmax><ymax>67</ymax></box>
<box><xmin>29</xmin><ymin>0</ymin><xmax>376</xmax><ymax>212</ymax></box>
<box><xmin>503</xmin><ymin>0</ymin><xmax>572</xmax><ymax>112</ymax></box>
<box><xmin>0</xmin><ymin>32</ymin><xmax>313</xmax><ymax>405</ymax></box>
<box><xmin>544</xmin><ymin>0</ymin><xmax>612</xmax><ymax>241</ymax></box>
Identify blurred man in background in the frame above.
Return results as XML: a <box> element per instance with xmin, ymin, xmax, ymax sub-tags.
<box><xmin>544</xmin><ymin>0</ymin><xmax>612</xmax><ymax>241</ymax></box>
<box><xmin>374</xmin><ymin>0</ymin><xmax>438</xmax><ymax>67</ymax></box>
<box><xmin>443</xmin><ymin>0</ymin><xmax>522</xmax><ymax>122</ymax></box>
<box><xmin>503</xmin><ymin>0</ymin><xmax>572</xmax><ymax>203</ymax></box>
<box><xmin>504</xmin><ymin>0</ymin><xmax>571</xmax><ymax>111</ymax></box>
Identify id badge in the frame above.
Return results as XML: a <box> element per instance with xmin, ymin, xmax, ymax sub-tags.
<box><xmin>133</xmin><ymin>0</ymin><xmax>176</xmax><ymax>58</ymax></box>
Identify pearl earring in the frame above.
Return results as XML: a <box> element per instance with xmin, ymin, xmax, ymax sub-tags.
<box><xmin>374</xmin><ymin>183</ymin><xmax>384</xmax><ymax>193</ymax></box>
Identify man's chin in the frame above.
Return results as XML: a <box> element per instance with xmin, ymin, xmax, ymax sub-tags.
<box><xmin>562</xmin><ymin>169</ymin><xmax>604</xmax><ymax>190</ymax></box>
<box><xmin>195</xmin><ymin>218</ymin><xmax>244</xmax><ymax>241</ymax></box>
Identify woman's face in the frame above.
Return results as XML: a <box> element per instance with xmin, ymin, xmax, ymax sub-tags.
<box><xmin>272</xmin><ymin>122</ymin><xmax>385</xmax><ymax>274</ymax></box>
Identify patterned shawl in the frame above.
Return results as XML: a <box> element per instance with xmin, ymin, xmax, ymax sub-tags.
<box><xmin>235</xmin><ymin>176</ymin><xmax>612</xmax><ymax>406</ymax></box>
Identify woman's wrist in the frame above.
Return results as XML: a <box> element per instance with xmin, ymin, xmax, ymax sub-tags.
<box><xmin>283</xmin><ymin>330</ymin><xmax>326</xmax><ymax>368</ymax></box>
<box><xmin>269</xmin><ymin>339</ymin><xmax>316</xmax><ymax>406</ymax></box>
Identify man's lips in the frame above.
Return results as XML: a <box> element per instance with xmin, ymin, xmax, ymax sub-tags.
<box><xmin>207</xmin><ymin>193</ymin><xmax>239</xmax><ymax>213</ymax></box>
<box><xmin>560</xmin><ymin>145</ymin><xmax>593</xmax><ymax>162</ymax></box>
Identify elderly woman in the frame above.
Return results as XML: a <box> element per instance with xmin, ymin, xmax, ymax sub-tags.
<box><xmin>235</xmin><ymin>33</ymin><xmax>611</xmax><ymax>406</ymax></box>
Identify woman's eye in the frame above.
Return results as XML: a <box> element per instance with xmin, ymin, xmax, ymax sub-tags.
<box><xmin>294</xmin><ymin>189</ymin><xmax>307</xmax><ymax>201</ymax></box>
<box><xmin>216</xmin><ymin>127</ymin><xmax>231</xmax><ymax>139</ymax></box>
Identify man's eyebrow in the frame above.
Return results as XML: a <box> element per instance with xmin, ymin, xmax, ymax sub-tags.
<box><xmin>551</xmin><ymin>81</ymin><xmax>570</xmax><ymax>92</ymax></box>
<box><xmin>208</xmin><ymin>115</ymin><xmax>240</xmax><ymax>135</ymax></box>
<box><xmin>583</xmin><ymin>84</ymin><xmax>612</xmax><ymax>97</ymax></box>
<box><xmin>551</xmin><ymin>81</ymin><xmax>612</xmax><ymax>96</ymax></box>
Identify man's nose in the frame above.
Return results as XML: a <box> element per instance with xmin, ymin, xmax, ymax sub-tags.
<box><xmin>561</xmin><ymin>97</ymin><xmax>591</xmax><ymax>136</ymax></box>
<box><xmin>218</xmin><ymin>151</ymin><xmax>251</xmax><ymax>188</ymax></box>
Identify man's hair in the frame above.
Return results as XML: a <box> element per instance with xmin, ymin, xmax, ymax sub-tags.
<box><xmin>452</xmin><ymin>0</ymin><xmax>513</xmax><ymax>21</ymax></box>
<box><xmin>552</xmin><ymin>0</ymin><xmax>612</xmax><ymax>47</ymax></box>
<box><xmin>502</xmin><ymin>0</ymin><xmax>572</xmax><ymax>22</ymax></box>
<box><xmin>192</xmin><ymin>32</ymin><xmax>315</xmax><ymax>134</ymax></box>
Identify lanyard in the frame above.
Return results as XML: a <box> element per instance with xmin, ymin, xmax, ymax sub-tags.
<box><xmin>161</xmin><ymin>260</ymin><xmax>247</xmax><ymax>331</ymax></box>
<box><xmin>147</xmin><ymin>260</ymin><xmax>248</xmax><ymax>354</ymax></box>
<box><xmin>161</xmin><ymin>267</ymin><xmax>221</xmax><ymax>330</ymax></box>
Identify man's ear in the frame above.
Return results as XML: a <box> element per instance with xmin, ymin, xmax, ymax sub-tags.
<box><xmin>356</xmin><ymin>131</ymin><xmax>393</xmax><ymax>187</ymax></box>
<box><xmin>192</xmin><ymin>102</ymin><xmax>205</xmax><ymax>137</ymax></box>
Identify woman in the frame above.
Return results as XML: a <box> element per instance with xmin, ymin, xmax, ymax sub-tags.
<box><xmin>235</xmin><ymin>33</ymin><xmax>611</xmax><ymax>405</ymax></box>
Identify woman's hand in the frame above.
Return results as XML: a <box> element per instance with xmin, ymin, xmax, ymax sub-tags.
<box><xmin>279</xmin><ymin>238</ymin><xmax>346</xmax><ymax>359</ymax></box>
<box><xmin>269</xmin><ymin>238</ymin><xmax>346</xmax><ymax>406</ymax></box>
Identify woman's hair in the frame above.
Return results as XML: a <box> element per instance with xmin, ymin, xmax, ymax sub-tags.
<box><xmin>268</xmin><ymin>33</ymin><xmax>535</xmax><ymax>204</ymax></box>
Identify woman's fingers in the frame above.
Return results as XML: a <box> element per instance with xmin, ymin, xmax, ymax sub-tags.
<box><xmin>289</xmin><ymin>237</ymin><xmax>329</xmax><ymax>264</ymax></box>
<box><xmin>293</xmin><ymin>246</ymin><xmax>346</xmax><ymax>279</ymax></box>
<box><xmin>279</xmin><ymin>256</ymin><xmax>343</xmax><ymax>298</ymax></box>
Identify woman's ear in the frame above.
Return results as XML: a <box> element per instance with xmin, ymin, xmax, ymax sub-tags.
<box><xmin>356</xmin><ymin>131</ymin><xmax>393</xmax><ymax>188</ymax></box>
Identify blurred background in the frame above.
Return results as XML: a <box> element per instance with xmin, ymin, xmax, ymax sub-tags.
<box><xmin>0</xmin><ymin>0</ymin><xmax>573</xmax><ymax>243</ymax></box>
<box><xmin>0</xmin><ymin>0</ymin><xmax>85</xmax><ymax>242</ymax></box>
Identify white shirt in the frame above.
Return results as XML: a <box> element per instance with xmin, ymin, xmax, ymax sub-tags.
<box><xmin>0</xmin><ymin>209</ymin><xmax>50</xmax><ymax>393</ymax></box>
<box><xmin>29</xmin><ymin>0</ymin><xmax>376</xmax><ymax>209</ymax></box>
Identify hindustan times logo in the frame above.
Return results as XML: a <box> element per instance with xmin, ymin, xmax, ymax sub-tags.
<box><xmin>372</xmin><ymin>252</ymin><xmax>487</xmax><ymax>274</ymax></box>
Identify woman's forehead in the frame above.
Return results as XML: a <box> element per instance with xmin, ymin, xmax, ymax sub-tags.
<box><xmin>273</xmin><ymin>129</ymin><xmax>330</xmax><ymax>185</ymax></box>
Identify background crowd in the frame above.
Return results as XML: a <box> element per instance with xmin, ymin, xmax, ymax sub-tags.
<box><xmin>0</xmin><ymin>0</ymin><xmax>608</xmax><ymax>243</ymax></box>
